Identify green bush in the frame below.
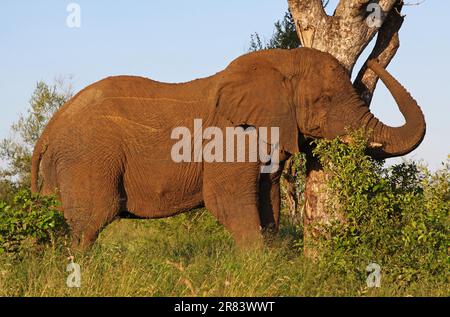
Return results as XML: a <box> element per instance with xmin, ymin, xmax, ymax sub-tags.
<box><xmin>312</xmin><ymin>130</ymin><xmax>449</xmax><ymax>286</ymax></box>
<box><xmin>0</xmin><ymin>190</ymin><xmax>68</xmax><ymax>255</ymax></box>
<box><xmin>0</xmin><ymin>79</ymin><xmax>71</xmax><ymax>193</ymax></box>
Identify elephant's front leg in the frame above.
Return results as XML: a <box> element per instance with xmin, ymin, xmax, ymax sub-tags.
<box><xmin>203</xmin><ymin>161</ymin><xmax>263</xmax><ymax>248</ymax></box>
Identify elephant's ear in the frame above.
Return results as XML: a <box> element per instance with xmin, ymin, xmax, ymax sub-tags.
<box><xmin>214</xmin><ymin>63</ymin><xmax>299</xmax><ymax>155</ymax></box>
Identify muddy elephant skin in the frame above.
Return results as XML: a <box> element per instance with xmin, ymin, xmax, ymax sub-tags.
<box><xmin>31</xmin><ymin>48</ymin><xmax>425</xmax><ymax>249</ymax></box>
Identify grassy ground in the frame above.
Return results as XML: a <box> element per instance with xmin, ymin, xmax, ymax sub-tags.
<box><xmin>0</xmin><ymin>209</ymin><xmax>447</xmax><ymax>297</ymax></box>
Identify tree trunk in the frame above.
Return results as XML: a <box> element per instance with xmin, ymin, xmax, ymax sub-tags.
<box><xmin>287</xmin><ymin>0</ymin><xmax>405</xmax><ymax>255</ymax></box>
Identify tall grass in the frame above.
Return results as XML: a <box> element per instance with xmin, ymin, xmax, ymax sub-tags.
<box><xmin>0</xmin><ymin>132</ymin><xmax>448</xmax><ymax>297</ymax></box>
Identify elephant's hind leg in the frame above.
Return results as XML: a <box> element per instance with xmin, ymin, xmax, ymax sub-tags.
<box><xmin>58</xmin><ymin>164</ymin><xmax>123</xmax><ymax>250</ymax></box>
<box><xmin>259</xmin><ymin>170</ymin><xmax>282</xmax><ymax>234</ymax></box>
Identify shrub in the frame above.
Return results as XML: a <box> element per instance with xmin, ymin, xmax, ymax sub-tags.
<box><xmin>311</xmin><ymin>130</ymin><xmax>449</xmax><ymax>286</ymax></box>
<box><xmin>0</xmin><ymin>190</ymin><xmax>68</xmax><ymax>255</ymax></box>
<box><xmin>0</xmin><ymin>79</ymin><xmax>72</xmax><ymax>192</ymax></box>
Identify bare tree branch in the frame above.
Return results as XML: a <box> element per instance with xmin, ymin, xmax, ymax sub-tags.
<box><xmin>403</xmin><ymin>0</ymin><xmax>425</xmax><ymax>6</ymax></box>
<box><xmin>288</xmin><ymin>0</ymin><xmax>327</xmax><ymax>48</ymax></box>
<box><xmin>335</xmin><ymin>0</ymin><xmax>371</xmax><ymax>18</ymax></box>
<box><xmin>288</xmin><ymin>0</ymin><xmax>403</xmax><ymax>72</ymax></box>
<box><xmin>288</xmin><ymin>0</ymin><xmax>405</xmax><ymax>95</ymax></box>
<box><xmin>379</xmin><ymin>0</ymin><xmax>403</xmax><ymax>11</ymax></box>
<box><xmin>353</xmin><ymin>2</ymin><xmax>404</xmax><ymax>105</ymax></box>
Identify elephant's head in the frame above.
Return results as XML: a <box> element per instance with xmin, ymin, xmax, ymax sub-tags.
<box><xmin>215</xmin><ymin>48</ymin><xmax>425</xmax><ymax>159</ymax></box>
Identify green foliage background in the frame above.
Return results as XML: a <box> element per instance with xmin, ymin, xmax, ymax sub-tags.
<box><xmin>0</xmin><ymin>79</ymin><xmax>72</xmax><ymax>201</ymax></box>
<box><xmin>249</xmin><ymin>11</ymin><xmax>301</xmax><ymax>51</ymax></box>
<box><xmin>0</xmin><ymin>190</ymin><xmax>68</xmax><ymax>255</ymax></box>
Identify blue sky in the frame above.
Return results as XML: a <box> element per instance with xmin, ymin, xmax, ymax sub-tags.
<box><xmin>0</xmin><ymin>1</ymin><xmax>449</xmax><ymax>169</ymax></box>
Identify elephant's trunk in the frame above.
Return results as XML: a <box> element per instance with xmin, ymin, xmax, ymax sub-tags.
<box><xmin>362</xmin><ymin>60</ymin><xmax>426</xmax><ymax>158</ymax></box>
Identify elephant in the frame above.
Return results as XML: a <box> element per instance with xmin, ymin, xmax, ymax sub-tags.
<box><xmin>31</xmin><ymin>47</ymin><xmax>425</xmax><ymax>249</ymax></box>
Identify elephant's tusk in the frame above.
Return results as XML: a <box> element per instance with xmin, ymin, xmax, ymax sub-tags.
<box><xmin>341</xmin><ymin>135</ymin><xmax>352</xmax><ymax>144</ymax></box>
<box><xmin>342</xmin><ymin>136</ymin><xmax>383</xmax><ymax>149</ymax></box>
<box><xmin>369</xmin><ymin>142</ymin><xmax>383</xmax><ymax>148</ymax></box>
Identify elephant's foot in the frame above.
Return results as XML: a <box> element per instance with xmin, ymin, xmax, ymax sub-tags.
<box><xmin>65</xmin><ymin>208</ymin><xmax>114</xmax><ymax>251</ymax></box>
<box><xmin>228</xmin><ymin>214</ymin><xmax>264</xmax><ymax>250</ymax></box>
<box><xmin>206</xmin><ymin>199</ymin><xmax>264</xmax><ymax>250</ymax></box>
<box><xmin>70</xmin><ymin>228</ymin><xmax>99</xmax><ymax>251</ymax></box>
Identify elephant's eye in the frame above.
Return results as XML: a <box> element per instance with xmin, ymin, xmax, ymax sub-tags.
<box><xmin>317</xmin><ymin>95</ymin><xmax>331</xmax><ymax>104</ymax></box>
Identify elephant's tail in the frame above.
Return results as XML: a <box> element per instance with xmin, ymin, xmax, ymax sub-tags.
<box><xmin>31</xmin><ymin>136</ymin><xmax>48</xmax><ymax>194</ymax></box>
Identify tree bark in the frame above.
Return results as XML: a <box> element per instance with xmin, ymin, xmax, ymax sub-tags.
<box><xmin>287</xmin><ymin>0</ymin><xmax>405</xmax><ymax>254</ymax></box>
